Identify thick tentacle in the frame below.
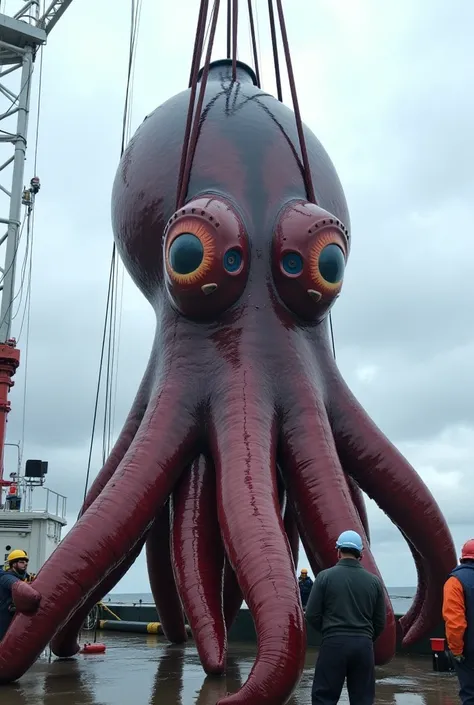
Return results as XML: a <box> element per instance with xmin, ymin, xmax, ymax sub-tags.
<box><xmin>210</xmin><ymin>383</ymin><xmax>305</xmax><ymax>705</ymax></box>
<box><xmin>346</xmin><ymin>475</ymin><xmax>370</xmax><ymax>544</ymax></box>
<box><xmin>223</xmin><ymin>559</ymin><xmax>243</xmax><ymax>632</ymax></box>
<box><xmin>0</xmin><ymin>382</ymin><xmax>198</xmax><ymax>683</ymax></box>
<box><xmin>278</xmin><ymin>463</ymin><xmax>325</xmax><ymax>580</ymax></box>
<box><xmin>146</xmin><ymin>500</ymin><xmax>188</xmax><ymax>644</ymax></box>
<box><xmin>171</xmin><ymin>455</ymin><xmax>226</xmax><ymax>672</ymax></box>
<box><xmin>50</xmin><ymin>357</ymin><xmax>157</xmax><ymax>657</ymax></box>
<box><xmin>50</xmin><ymin>535</ymin><xmax>147</xmax><ymax>657</ymax></box>
<box><xmin>326</xmin><ymin>370</ymin><xmax>457</xmax><ymax>644</ymax></box>
<box><xmin>280</xmin><ymin>383</ymin><xmax>396</xmax><ymax>666</ymax></box>
<box><xmin>79</xmin><ymin>350</ymin><xmax>156</xmax><ymax>517</ymax></box>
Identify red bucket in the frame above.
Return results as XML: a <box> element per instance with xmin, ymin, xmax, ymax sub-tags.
<box><xmin>430</xmin><ymin>637</ymin><xmax>446</xmax><ymax>652</ymax></box>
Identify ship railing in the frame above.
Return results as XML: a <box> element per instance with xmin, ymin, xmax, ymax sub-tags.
<box><xmin>0</xmin><ymin>483</ymin><xmax>67</xmax><ymax>520</ymax></box>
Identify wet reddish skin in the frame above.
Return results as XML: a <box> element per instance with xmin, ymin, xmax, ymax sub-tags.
<box><xmin>49</xmin><ymin>363</ymin><xmax>156</xmax><ymax>657</ymax></box>
<box><xmin>280</xmin><ymin>374</ymin><xmax>396</xmax><ymax>665</ymax></box>
<box><xmin>147</xmin><ymin>501</ymin><xmax>188</xmax><ymax>644</ymax></box>
<box><xmin>50</xmin><ymin>537</ymin><xmax>147</xmax><ymax>657</ymax></box>
<box><xmin>0</xmin><ymin>61</ymin><xmax>457</xmax><ymax>700</ymax></box>
<box><xmin>171</xmin><ymin>455</ymin><xmax>226</xmax><ymax>672</ymax></box>
<box><xmin>0</xmin><ymin>381</ymin><xmax>198</xmax><ymax>682</ymax></box>
<box><xmin>11</xmin><ymin>582</ymin><xmax>40</xmax><ymax>614</ymax></box>
<box><xmin>211</xmin><ymin>378</ymin><xmax>306</xmax><ymax>705</ymax></box>
<box><xmin>80</xmin><ymin>352</ymin><xmax>156</xmax><ymax>516</ymax></box>
<box><xmin>317</xmin><ymin>349</ymin><xmax>457</xmax><ymax>643</ymax></box>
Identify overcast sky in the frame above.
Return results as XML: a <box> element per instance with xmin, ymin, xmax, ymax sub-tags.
<box><xmin>2</xmin><ymin>0</ymin><xmax>473</xmax><ymax>593</ymax></box>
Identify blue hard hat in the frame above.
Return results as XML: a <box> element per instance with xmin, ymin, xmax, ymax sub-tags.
<box><xmin>336</xmin><ymin>530</ymin><xmax>363</xmax><ymax>552</ymax></box>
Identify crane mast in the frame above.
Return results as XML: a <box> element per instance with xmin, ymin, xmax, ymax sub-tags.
<box><xmin>0</xmin><ymin>0</ymin><xmax>73</xmax><ymax>488</ymax></box>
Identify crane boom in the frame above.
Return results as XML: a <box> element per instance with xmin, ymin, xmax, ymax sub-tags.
<box><xmin>40</xmin><ymin>0</ymin><xmax>74</xmax><ymax>36</ymax></box>
<box><xmin>0</xmin><ymin>0</ymin><xmax>74</xmax><ymax>486</ymax></box>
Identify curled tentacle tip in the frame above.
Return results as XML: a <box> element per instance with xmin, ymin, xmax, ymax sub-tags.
<box><xmin>11</xmin><ymin>582</ymin><xmax>41</xmax><ymax>614</ymax></box>
<box><xmin>401</xmin><ymin>624</ymin><xmax>425</xmax><ymax>647</ymax></box>
<box><xmin>164</xmin><ymin>630</ymin><xmax>188</xmax><ymax>644</ymax></box>
<box><xmin>398</xmin><ymin>612</ymin><xmax>427</xmax><ymax>645</ymax></box>
<box><xmin>398</xmin><ymin>615</ymin><xmax>409</xmax><ymax>634</ymax></box>
<box><xmin>200</xmin><ymin>646</ymin><xmax>227</xmax><ymax>676</ymax></box>
<box><xmin>203</xmin><ymin>660</ymin><xmax>226</xmax><ymax>676</ymax></box>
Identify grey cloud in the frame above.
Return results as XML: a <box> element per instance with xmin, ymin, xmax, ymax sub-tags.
<box><xmin>337</xmin><ymin>342</ymin><xmax>474</xmax><ymax>443</ymax></box>
<box><xmin>8</xmin><ymin>280</ymin><xmax>154</xmax><ymax>449</ymax></box>
<box><xmin>1</xmin><ymin>0</ymin><xmax>471</xmax><ymax>594</ymax></box>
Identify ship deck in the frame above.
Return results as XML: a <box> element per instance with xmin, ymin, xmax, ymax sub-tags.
<box><xmin>1</xmin><ymin>633</ymin><xmax>458</xmax><ymax>704</ymax></box>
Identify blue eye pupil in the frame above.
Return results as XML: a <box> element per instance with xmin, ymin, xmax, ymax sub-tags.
<box><xmin>224</xmin><ymin>249</ymin><xmax>242</xmax><ymax>272</ymax></box>
<box><xmin>319</xmin><ymin>244</ymin><xmax>345</xmax><ymax>284</ymax></box>
<box><xmin>282</xmin><ymin>252</ymin><xmax>303</xmax><ymax>275</ymax></box>
<box><xmin>169</xmin><ymin>233</ymin><xmax>204</xmax><ymax>274</ymax></box>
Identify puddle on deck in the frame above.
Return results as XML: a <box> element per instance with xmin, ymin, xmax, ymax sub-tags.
<box><xmin>0</xmin><ymin>633</ymin><xmax>459</xmax><ymax>704</ymax></box>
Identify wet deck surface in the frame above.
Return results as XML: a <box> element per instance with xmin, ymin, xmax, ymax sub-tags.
<box><xmin>1</xmin><ymin>633</ymin><xmax>459</xmax><ymax>704</ymax></box>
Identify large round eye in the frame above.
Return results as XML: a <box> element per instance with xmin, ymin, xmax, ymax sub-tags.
<box><xmin>272</xmin><ymin>201</ymin><xmax>349</xmax><ymax>322</ymax></box>
<box><xmin>318</xmin><ymin>244</ymin><xmax>345</xmax><ymax>284</ymax></box>
<box><xmin>163</xmin><ymin>196</ymin><xmax>249</xmax><ymax>319</ymax></box>
<box><xmin>169</xmin><ymin>233</ymin><xmax>204</xmax><ymax>276</ymax></box>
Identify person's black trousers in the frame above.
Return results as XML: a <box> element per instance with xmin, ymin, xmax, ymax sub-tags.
<box><xmin>455</xmin><ymin>656</ymin><xmax>474</xmax><ymax>704</ymax></box>
<box><xmin>311</xmin><ymin>635</ymin><xmax>375</xmax><ymax>705</ymax></box>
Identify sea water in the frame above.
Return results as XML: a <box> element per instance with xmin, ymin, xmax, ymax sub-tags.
<box><xmin>106</xmin><ymin>587</ymin><xmax>417</xmax><ymax>616</ymax></box>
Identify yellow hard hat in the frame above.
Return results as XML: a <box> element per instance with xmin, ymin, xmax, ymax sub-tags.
<box><xmin>7</xmin><ymin>549</ymin><xmax>29</xmax><ymax>563</ymax></box>
<box><xmin>301</xmin><ymin>568</ymin><xmax>308</xmax><ymax>574</ymax></box>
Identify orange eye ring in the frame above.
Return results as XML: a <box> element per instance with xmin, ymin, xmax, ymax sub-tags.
<box><xmin>162</xmin><ymin>196</ymin><xmax>249</xmax><ymax>319</ymax></box>
<box><xmin>309</xmin><ymin>231</ymin><xmax>347</xmax><ymax>296</ymax></box>
<box><xmin>272</xmin><ymin>200</ymin><xmax>349</xmax><ymax>322</ymax></box>
<box><xmin>165</xmin><ymin>219</ymin><xmax>216</xmax><ymax>285</ymax></box>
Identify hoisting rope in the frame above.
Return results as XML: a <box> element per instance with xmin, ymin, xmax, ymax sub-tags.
<box><xmin>231</xmin><ymin>0</ymin><xmax>238</xmax><ymax>79</ymax></box>
<box><xmin>247</xmin><ymin>0</ymin><xmax>261</xmax><ymax>87</ymax></box>
<box><xmin>83</xmin><ymin>0</ymin><xmax>142</xmax><ymax>502</ymax></box>
<box><xmin>180</xmin><ymin>0</ymin><xmax>315</xmax><ymax>206</ymax></box>
<box><xmin>180</xmin><ymin>0</ymin><xmax>337</xmax><ymax>358</ymax></box>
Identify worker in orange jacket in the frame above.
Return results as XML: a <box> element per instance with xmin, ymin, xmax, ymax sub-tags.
<box><xmin>442</xmin><ymin>539</ymin><xmax>474</xmax><ymax>704</ymax></box>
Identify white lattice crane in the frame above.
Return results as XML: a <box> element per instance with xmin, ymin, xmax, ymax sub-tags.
<box><xmin>0</xmin><ymin>0</ymin><xmax>73</xmax><ymax>486</ymax></box>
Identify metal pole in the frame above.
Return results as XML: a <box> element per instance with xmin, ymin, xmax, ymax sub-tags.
<box><xmin>0</xmin><ymin>46</ymin><xmax>33</xmax><ymax>342</ymax></box>
<box><xmin>0</xmin><ymin>2</ymin><xmax>71</xmax><ymax>495</ymax></box>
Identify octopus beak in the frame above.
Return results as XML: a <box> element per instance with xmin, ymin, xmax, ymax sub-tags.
<box><xmin>307</xmin><ymin>289</ymin><xmax>322</xmax><ymax>302</ymax></box>
<box><xmin>202</xmin><ymin>283</ymin><xmax>218</xmax><ymax>295</ymax></box>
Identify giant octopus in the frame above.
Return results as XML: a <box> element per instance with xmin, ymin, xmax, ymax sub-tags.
<box><xmin>0</xmin><ymin>59</ymin><xmax>457</xmax><ymax>704</ymax></box>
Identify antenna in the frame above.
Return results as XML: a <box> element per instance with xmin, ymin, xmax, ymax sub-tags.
<box><xmin>0</xmin><ymin>1</ymin><xmax>74</xmax><ymax>488</ymax></box>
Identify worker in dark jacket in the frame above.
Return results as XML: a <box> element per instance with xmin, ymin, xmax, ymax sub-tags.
<box><xmin>442</xmin><ymin>538</ymin><xmax>474</xmax><ymax>704</ymax></box>
<box><xmin>299</xmin><ymin>568</ymin><xmax>313</xmax><ymax>608</ymax></box>
<box><xmin>0</xmin><ymin>549</ymin><xmax>40</xmax><ymax>640</ymax></box>
<box><xmin>305</xmin><ymin>530</ymin><xmax>386</xmax><ymax>705</ymax></box>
